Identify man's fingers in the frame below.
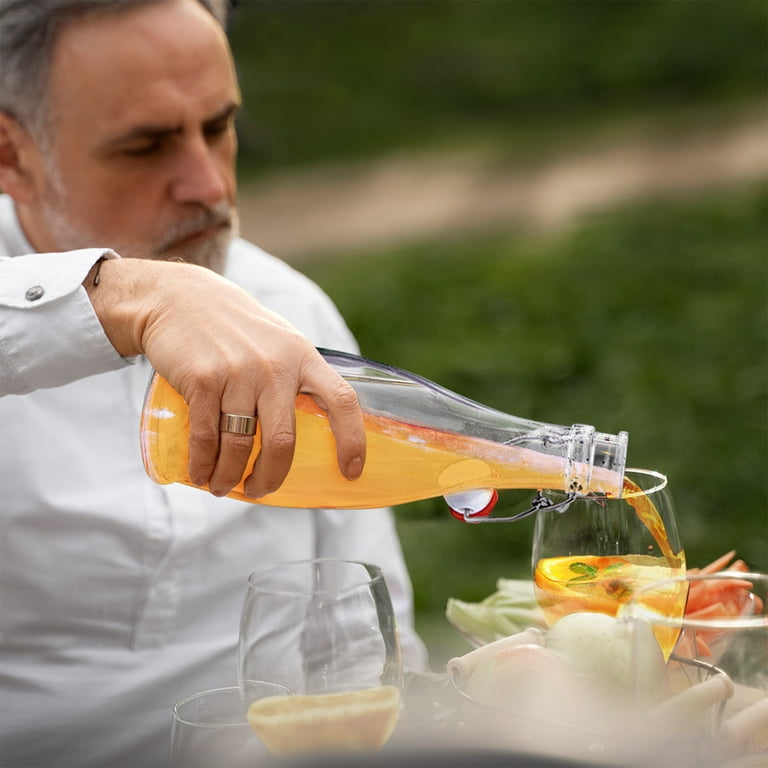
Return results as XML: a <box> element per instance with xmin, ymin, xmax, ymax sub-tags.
<box><xmin>185</xmin><ymin>383</ymin><xmax>258</xmax><ymax>495</ymax></box>
<box><xmin>240</xmin><ymin>358</ymin><xmax>366</xmax><ymax>499</ymax></box>
<box><xmin>180</xmin><ymin>347</ymin><xmax>366</xmax><ymax>501</ymax></box>
<box><xmin>302</xmin><ymin>359</ymin><xmax>366</xmax><ymax>481</ymax></box>
<box><xmin>207</xmin><ymin>379</ymin><xmax>262</xmax><ymax>495</ymax></box>
<box><xmin>209</xmin><ymin>430</ymin><xmax>258</xmax><ymax>496</ymax></box>
<box><xmin>185</xmin><ymin>385</ymin><xmax>221</xmax><ymax>487</ymax></box>
<box><xmin>242</xmin><ymin>393</ymin><xmax>296</xmax><ymax>499</ymax></box>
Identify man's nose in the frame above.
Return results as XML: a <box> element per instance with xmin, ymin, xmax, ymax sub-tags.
<box><xmin>170</xmin><ymin>138</ymin><xmax>228</xmax><ymax>206</ymax></box>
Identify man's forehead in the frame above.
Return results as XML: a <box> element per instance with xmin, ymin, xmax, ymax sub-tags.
<box><xmin>47</xmin><ymin>0</ymin><xmax>238</xmax><ymax>130</ymax></box>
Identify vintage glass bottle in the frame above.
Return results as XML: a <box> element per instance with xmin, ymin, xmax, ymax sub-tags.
<box><xmin>140</xmin><ymin>349</ymin><xmax>628</xmax><ymax>518</ymax></box>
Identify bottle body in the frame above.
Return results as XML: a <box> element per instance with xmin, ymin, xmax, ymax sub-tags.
<box><xmin>140</xmin><ymin>349</ymin><xmax>628</xmax><ymax>509</ymax></box>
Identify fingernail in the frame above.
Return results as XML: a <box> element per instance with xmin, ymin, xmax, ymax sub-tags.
<box><xmin>345</xmin><ymin>456</ymin><xmax>363</xmax><ymax>480</ymax></box>
<box><xmin>243</xmin><ymin>484</ymin><xmax>266</xmax><ymax>499</ymax></box>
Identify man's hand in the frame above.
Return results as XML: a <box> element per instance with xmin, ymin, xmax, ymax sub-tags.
<box><xmin>87</xmin><ymin>258</ymin><xmax>366</xmax><ymax>497</ymax></box>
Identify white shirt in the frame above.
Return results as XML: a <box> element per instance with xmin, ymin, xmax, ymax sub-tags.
<box><xmin>0</xmin><ymin>194</ymin><xmax>426</xmax><ymax>767</ymax></box>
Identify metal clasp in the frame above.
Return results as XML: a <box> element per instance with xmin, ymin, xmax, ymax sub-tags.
<box><xmin>456</xmin><ymin>489</ymin><xmax>578</xmax><ymax>524</ymax></box>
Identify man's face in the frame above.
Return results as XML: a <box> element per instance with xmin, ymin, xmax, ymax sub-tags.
<box><xmin>24</xmin><ymin>0</ymin><xmax>241</xmax><ymax>270</ymax></box>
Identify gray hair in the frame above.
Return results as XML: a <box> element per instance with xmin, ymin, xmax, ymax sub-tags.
<box><xmin>0</xmin><ymin>0</ymin><xmax>229</xmax><ymax>139</ymax></box>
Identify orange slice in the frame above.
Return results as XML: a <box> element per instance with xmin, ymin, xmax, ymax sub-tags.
<box><xmin>246</xmin><ymin>685</ymin><xmax>400</xmax><ymax>755</ymax></box>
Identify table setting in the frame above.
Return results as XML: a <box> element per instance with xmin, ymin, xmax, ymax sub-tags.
<box><xmin>438</xmin><ymin>471</ymin><xmax>767</xmax><ymax>768</ymax></box>
<box><xmin>165</xmin><ymin>468</ymin><xmax>767</xmax><ymax>767</ymax></box>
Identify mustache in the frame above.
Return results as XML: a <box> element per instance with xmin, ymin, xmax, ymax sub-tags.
<box><xmin>156</xmin><ymin>203</ymin><xmax>233</xmax><ymax>255</ymax></box>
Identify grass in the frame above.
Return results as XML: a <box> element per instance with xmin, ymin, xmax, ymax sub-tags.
<box><xmin>228</xmin><ymin>0</ymin><xmax>767</xmax><ymax>175</ymax></box>
<box><xmin>300</xmin><ymin>181</ymin><xmax>768</xmax><ymax>668</ymax></box>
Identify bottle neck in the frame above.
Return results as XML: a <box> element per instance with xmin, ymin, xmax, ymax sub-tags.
<box><xmin>564</xmin><ymin>424</ymin><xmax>628</xmax><ymax>497</ymax></box>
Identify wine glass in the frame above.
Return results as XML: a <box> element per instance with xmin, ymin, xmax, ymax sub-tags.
<box><xmin>237</xmin><ymin>558</ymin><xmax>403</xmax><ymax>757</ymax></box>
<box><xmin>169</xmin><ymin>683</ymin><xmax>292</xmax><ymax>768</ymax></box>
<box><xmin>531</xmin><ymin>468</ymin><xmax>686</xmax><ymax>658</ymax></box>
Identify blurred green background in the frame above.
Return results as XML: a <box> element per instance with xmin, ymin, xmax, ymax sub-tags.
<box><xmin>229</xmin><ymin>0</ymin><xmax>766</xmax><ymax>173</ymax></box>
<box><xmin>227</xmin><ymin>0</ymin><xmax>768</xmax><ymax>668</ymax></box>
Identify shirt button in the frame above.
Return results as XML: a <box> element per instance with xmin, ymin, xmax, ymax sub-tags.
<box><xmin>25</xmin><ymin>285</ymin><xmax>45</xmax><ymax>301</ymax></box>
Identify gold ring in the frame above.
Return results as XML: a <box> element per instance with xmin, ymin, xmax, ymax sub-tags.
<box><xmin>219</xmin><ymin>413</ymin><xmax>257</xmax><ymax>436</ymax></box>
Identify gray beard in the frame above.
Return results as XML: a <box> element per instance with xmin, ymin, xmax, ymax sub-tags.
<box><xmin>38</xmin><ymin>168</ymin><xmax>238</xmax><ymax>275</ymax></box>
<box><xmin>151</xmin><ymin>204</ymin><xmax>240</xmax><ymax>274</ymax></box>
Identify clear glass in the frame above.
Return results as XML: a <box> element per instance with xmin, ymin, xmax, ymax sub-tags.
<box><xmin>237</xmin><ymin>558</ymin><xmax>402</xmax><ymax>756</ymax></box>
<box><xmin>531</xmin><ymin>468</ymin><xmax>686</xmax><ymax>656</ymax></box>
<box><xmin>141</xmin><ymin>348</ymin><xmax>628</xmax><ymax>513</ymax></box>
<box><xmin>169</xmin><ymin>683</ymin><xmax>292</xmax><ymax>767</ymax></box>
<box><xmin>619</xmin><ymin>572</ymin><xmax>768</xmax><ymax>767</ymax></box>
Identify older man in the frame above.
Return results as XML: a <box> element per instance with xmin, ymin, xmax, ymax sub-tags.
<box><xmin>0</xmin><ymin>1</ymin><xmax>426</xmax><ymax>765</ymax></box>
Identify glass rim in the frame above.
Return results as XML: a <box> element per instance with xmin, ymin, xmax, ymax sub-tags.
<box><xmin>172</xmin><ymin>682</ymin><xmax>293</xmax><ymax>728</ymax></box>
<box><xmin>543</xmin><ymin>467</ymin><xmax>668</xmax><ymax>501</ymax></box>
<box><xmin>621</xmin><ymin>570</ymin><xmax>768</xmax><ymax>630</ymax></box>
<box><xmin>172</xmin><ymin>685</ymin><xmax>248</xmax><ymax>729</ymax></box>
<box><xmin>618</xmin><ymin>467</ymin><xmax>668</xmax><ymax>498</ymax></box>
<box><xmin>246</xmin><ymin>557</ymin><xmax>384</xmax><ymax>596</ymax></box>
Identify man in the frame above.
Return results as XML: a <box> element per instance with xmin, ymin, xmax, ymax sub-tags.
<box><xmin>0</xmin><ymin>1</ymin><xmax>426</xmax><ymax>765</ymax></box>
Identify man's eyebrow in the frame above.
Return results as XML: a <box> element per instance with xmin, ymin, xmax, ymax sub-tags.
<box><xmin>100</xmin><ymin>102</ymin><xmax>240</xmax><ymax>150</ymax></box>
<box><xmin>203</xmin><ymin>102</ymin><xmax>240</xmax><ymax>127</ymax></box>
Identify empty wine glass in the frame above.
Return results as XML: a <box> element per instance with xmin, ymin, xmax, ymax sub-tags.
<box><xmin>169</xmin><ymin>683</ymin><xmax>292</xmax><ymax>768</ymax></box>
<box><xmin>238</xmin><ymin>558</ymin><xmax>402</xmax><ymax>757</ymax></box>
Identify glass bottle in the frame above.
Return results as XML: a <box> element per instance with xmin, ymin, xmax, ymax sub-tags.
<box><xmin>140</xmin><ymin>349</ymin><xmax>628</xmax><ymax>519</ymax></box>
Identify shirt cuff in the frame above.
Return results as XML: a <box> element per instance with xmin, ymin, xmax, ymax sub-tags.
<box><xmin>0</xmin><ymin>249</ymin><xmax>132</xmax><ymax>395</ymax></box>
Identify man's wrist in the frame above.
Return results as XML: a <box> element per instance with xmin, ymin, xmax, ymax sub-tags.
<box><xmin>85</xmin><ymin>257</ymin><xmax>146</xmax><ymax>358</ymax></box>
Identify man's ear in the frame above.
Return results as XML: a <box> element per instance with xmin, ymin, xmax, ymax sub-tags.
<box><xmin>0</xmin><ymin>112</ymin><xmax>40</xmax><ymax>203</ymax></box>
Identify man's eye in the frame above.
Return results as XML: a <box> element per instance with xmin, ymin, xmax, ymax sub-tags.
<box><xmin>204</xmin><ymin>121</ymin><xmax>229</xmax><ymax>139</ymax></box>
<box><xmin>122</xmin><ymin>141</ymin><xmax>161</xmax><ymax>157</ymax></box>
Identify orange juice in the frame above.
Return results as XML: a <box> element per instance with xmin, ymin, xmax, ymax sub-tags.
<box><xmin>534</xmin><ymin>554</ymin><xmax>686</xmax><ymax>621</ymax></box>
<box><xmin>534</xmin><ymin>554</ymin><xmax>687</xmax><ymax>657</ymax></box>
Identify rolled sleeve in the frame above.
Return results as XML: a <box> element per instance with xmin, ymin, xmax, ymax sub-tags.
<box><xmin>0</xmin><ymin>249</ymin><xmax>132</xmax><ymax>395</ymax></box>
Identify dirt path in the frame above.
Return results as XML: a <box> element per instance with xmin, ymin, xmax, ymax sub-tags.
<box><xmin>237</xmin><ymin>112</ymin><xmax>768</xmax><ymax>264</ymax></box>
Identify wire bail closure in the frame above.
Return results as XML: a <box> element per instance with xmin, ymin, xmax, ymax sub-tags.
<box><xmin>453</xmin><ymin>489</ymin><xmax>578</xmax><ymax>524</ymax></box>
